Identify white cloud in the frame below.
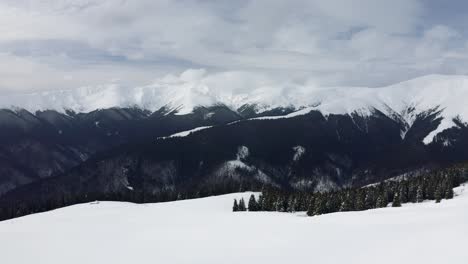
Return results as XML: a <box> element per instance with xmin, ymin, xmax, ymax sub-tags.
<box><xmin>0</xmin><ymin>0</ymin><xmax>468</xmax><ymax>92</ymax></box>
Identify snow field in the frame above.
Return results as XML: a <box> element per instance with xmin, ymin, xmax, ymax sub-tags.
<box><xmin>0</xmin><ymin>184</ymin><xmax>467</xmax><ymax>264</ymax></box>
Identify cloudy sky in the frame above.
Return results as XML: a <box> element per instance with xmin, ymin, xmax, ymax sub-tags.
<box><xmin>1</xmin><ymin>0</ymin><xmax>468</xmax><ymax>93</ymax></box>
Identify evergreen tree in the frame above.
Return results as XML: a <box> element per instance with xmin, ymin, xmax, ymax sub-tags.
<box><xmin>416</xmin><ymin>185</ymin><xmax>424</xmax><ymax>203</ymax></box>
<box><xmin>305</xmin><ymin>195</ymin><xmax>315</xmax><ymax>212</ymax></box>
<box><xmin>257</xmin><ymin>194</ymin><xmax>264</xmax><ymax>211</ymax></box>
<box><xmin>238</xmin><ymin>198</ymin><xmax>247</xmax><ymax>211</ymax></box>
<box><xmin>399</xmin><ymin>184</ymin><xmax>408</xmax><ymax>204</ymax></box>
<box><xmin>281</xmin><ymin>195</ymin><xmax>289</xmax><ymax>212</ymax></box>
<box><xmin>425</xmin><ymin>179</ymin><xmax>435</xmax><ymax>200</ymax></box>
<box><xmin>314</xmin><ymin>195</ymin><xmax>327</xmax><ymax>215</ymax></box>
<box><xmin>248</xmin><ymin>194</ymin><xmax>258</xmax><ymax>211</ymax></box>
<box><xmin>445</xmin><ymin>185</ymin><xmax>454</xmax><ymax>199</ymax></box>
<box><xmin>340</xmin><ymin>191</ymin><xmax>355</xmax><ymax>212</ymax></box>
<box><xmin>307</xmin><ymin>198</ymin><xmax>316</xmax><ymax>216</ymax></box>
<box><xmin>275</xmin><ymin>196</ymin><xmax>284</xmax><ymax>212</ymax></box>
<box><xmin>364</xmin><ymin>188</ymin><xmax>376</xmax><ymax>209</ymax></box>
<box><xmin>408</xmin><ymin>182</ymin><xmax>417</xmax><ymax>203</ymax></box>
<box><xmin>325</xmin><ymin>193</ymin><xmax>340</xmax><ymax>213</ymax></box>
<box><xmin>445</xmin><ymin>178</ymin><xmax>454</xmax><ymax>199</ymax></box>
<box><xmin>376</xmin><ymin>192</ymin><xmax>388</xmax><ymax>208</ymax></box>
<box><xmin>392</xmin><ymin>192</ymin><xmax>401</xmax><ymax>207</ymax></box>
<box><xmin>295</xmin><ymin>193</ymin><xmax>309</xmax><ymax>212</ymax></box>
<box><xmin>233</xmin><ymin>199</ymin><xmax>239</xmax><ymax>212</ymax></box>
<box><xmin>355</xmin><ymin>190</ymin><xmax>366</xmax><ymax>211</ymax></box>
<box><xmin>287</xmin><ymin>196</ymin><xmax>297</xmax><ymax>213</ymax></box>
<box><xmin>434</xmin><ymin>186</ymin><xmax>442</xmax><ymax>203</ymax></box>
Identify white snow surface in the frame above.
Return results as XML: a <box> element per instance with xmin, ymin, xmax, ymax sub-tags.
<box><xmin>160</xmin><ymin>126</ymin><xmax>213</xmax><ymax>139</ymax></box>
<box><xmin>2</xmin><ymin>72</ymin><xmax>468</xmax><ymax>142</ymax></box>
<box><xmin>0</xmin><ymin>183</ymin><xmax>467</xmax><ymax>264</ymax></box>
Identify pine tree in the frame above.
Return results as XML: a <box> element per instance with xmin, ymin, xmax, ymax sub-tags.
<box><xmin>445</xmin><ymin>178</ymin><xmax>454</xmax><ymax>199</ymax></box>
<box><xmin>425</xmin><ymin>179</ymin><xmax>435</xmax><ymax>200</ymax></box>
<box><xmin>340</xmin><ymin>191</ymin><xmax>354</xmax><ymax>212</ymax></box>
<box><xmin>399</xmin><ymin>184</ymin><xmax>408</xmax><ymax>204</ymax></box>
<box><xmin>275</xmin><ymin>196</ymin><xmax>284</xmax><ymax>212</ymax></box>
<box><xmin>434</xmin><ymin>186</ymin><xmax>442</xmax><ymax>203</ymax></box>
<box><xmin>326</xmin><ymin>193</ymin><xmax>340</xmax><ymax>213</ymax></box>
<box><xmin>416</xmin><ymin>185</ymin><xmax>424</xmax><ymax>203</ymax></box>
<box><xmin>307</xmin><ymin>198</ymin><xmax>315</xmax><ymax>216</ymax></box>
<box><xmin>314</xmin><ymin>195</ymin><xmax>327</xmax><ymax>215</ymax></box>
<box><xmin>238</xmin><ymin>198</ymin><xmax>247</xmax><ymax>211</ymax></box>
<box><xmin>261</xmin><ymin>191</ymin><xmax>271</xmax><ymax>211</ymax></box>
<box><xmin>287</xmin><ymin>196</ymin><xmax>297</xmax><ymax>213</ymax></box>
<box><xmin>296</xmin><ymin>194</ymin><xmax>308</xmax><ymax>211</ymax></box>
<box><xmin>392</xmin><ymin>192</ymin><xmax>401</xmax><ymax>207</ymax></box>
<box><xmin>257</xmin><ymin>194</ymin><xmax>264</xmax><ymax>211</ymax></box>
<box><xmin>248</xmin><ymin>194</ymin><xmax>258</xmax><ymax>211</ymax></box>
<box><xmin>445</xmin><ymin>185</ymin><xmax>454</xmax><ymax>199</ymax></box>
<box><xmin>281</xmin><ymin>195</ymin><xmax>289</xmax><ymax>212</ymax></box>
<box><xmin>233</xmin><ymin>199</ymin><xmax>239</xmax><ymax>212</ymax></box>
<box><xmin>408</xmin><ymin>182</ymin><xmax>417</xmax><ymax>203</ymax></box>
<box><xmin>355</xmin><ymin>190</ymin><xmax>366</xmax><ymax>211</ymax></box>
<box><xmin>364</xmin><ymin>188</ymin><xmax>376</xmax><ymax>209</ymax></box>
<box><xmin>308</xmin><ymin>195</ymin><xmax>316</xmax><ymax>211</ymax></box>
<box><xmin>376</xmin><ymin>192</ymin><xmax>388</xmax><ymax>208</ymax></box>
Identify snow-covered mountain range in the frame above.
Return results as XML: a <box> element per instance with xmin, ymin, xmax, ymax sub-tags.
<box><xmin>2</xmin><ymin>72</ymin><xmax>468</xmax><ymax>143</ymax></box>
<box><xmin>2</xmin><ymin>72</ymin><xmax>468</xmax><ymax>218</ymax></box>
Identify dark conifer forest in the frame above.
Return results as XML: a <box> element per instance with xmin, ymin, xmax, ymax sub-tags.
<box><xmin>1</xmin><ymin>162</ymin><xmax>466</xmax><ymax>221</ymax></box>
<box><xmin>233</xmin><ymin>164</ymin><xmax>467</xmax><ymax>216</ymax></box>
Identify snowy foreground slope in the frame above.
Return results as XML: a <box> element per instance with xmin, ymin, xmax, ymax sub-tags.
<box><xmin>0</xmin><ymin>184</ymin><xmax>467</xmax><ymax>264</ymax></box>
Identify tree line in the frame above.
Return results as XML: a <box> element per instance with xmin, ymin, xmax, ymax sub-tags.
<box><xmin>0</xmin><ymin>163</ymin><xmax>466</xmax><ymax>221</ymax></box>
<box><xmin>0</xmin><ymin>184</ymin><xmax>250</xmax><ymax>221</ymax></box>
<box><xmin>233</xmin><ymin>165</ymin><xmax>467</xmax><ymax>216</ymax></box>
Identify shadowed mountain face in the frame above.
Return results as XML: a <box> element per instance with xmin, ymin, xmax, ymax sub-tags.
<box><xmin>3</xmin><ymin>75</ymin><xmax>468</xmax><ymax>200</ymax></box>
<box><xmin>2</xmin><ymin>105</ymin><xmax>468</xmax><ymax>214</ymax></box>
<box><xmin>0</xmin><ymin>105</ymin><xmax>244</xmax><ymax>195</ymax></box>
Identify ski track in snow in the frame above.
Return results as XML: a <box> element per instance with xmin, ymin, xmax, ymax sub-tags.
<box><xmin>0</xmin><ymin>183</ymin><xmax>467</xmax><ymax>264</ymax></box>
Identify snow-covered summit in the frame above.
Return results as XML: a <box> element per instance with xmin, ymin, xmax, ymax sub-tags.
<box><xmin>1</xmin><ymin>71</ymin><xmax>468</xmax><ymax>142</ymax></box>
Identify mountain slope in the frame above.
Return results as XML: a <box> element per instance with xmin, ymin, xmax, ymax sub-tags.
<box><xmin>0</xmin><ymin>183</ymin><xmax>467</xmax><ymax>264</ymax></box>
<box><xmin>4</xmin><ymin>110</ymin><xmax>468</xmax><ymax>217</ymax></box>
<box><xmin>0</xmin><ymin>105</ymin><xmax>242</xmax><ymax>195</ymax></box>
<box><xmin>2</xmin><ymin>73</ymin><xmax>468</xmax><ymax>213</ymax></box>
<box><xmin>2</xmin><ymin>73</ymin><xmax>468</xmax><ymax>143</ymax></box>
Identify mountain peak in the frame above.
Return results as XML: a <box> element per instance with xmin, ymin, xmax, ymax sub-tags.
<box><xmin>1</xmin><ymin>72</ymin><xmax>468</xmax><ymax>143</ymax></box>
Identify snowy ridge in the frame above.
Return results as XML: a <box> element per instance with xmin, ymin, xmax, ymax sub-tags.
<box><xmin>159</xmin><ymin>126</ymin><xmax>213</xmax><ymax>139</ymax></box>
<box><xmin>2</xmin><ymin>71</ymin><xmax>468</xmax><ymax>142</ymax></box>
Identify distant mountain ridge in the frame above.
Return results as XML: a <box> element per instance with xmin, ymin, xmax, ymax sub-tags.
<box><xmin>2</xmin><ymin>73</ymin><xmax>468</xmax><ymax>143</ymax></box>
<box><xmin>2</xmin><ymin>73</ymin><xmax>468</xmax><ymax>217</ymax></box>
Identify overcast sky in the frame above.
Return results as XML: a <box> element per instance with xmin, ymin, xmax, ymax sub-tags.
<box><xmin>2</xmin><ymin>0</ymin><xmax>468</xmax><ymax>93</ymax></box>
